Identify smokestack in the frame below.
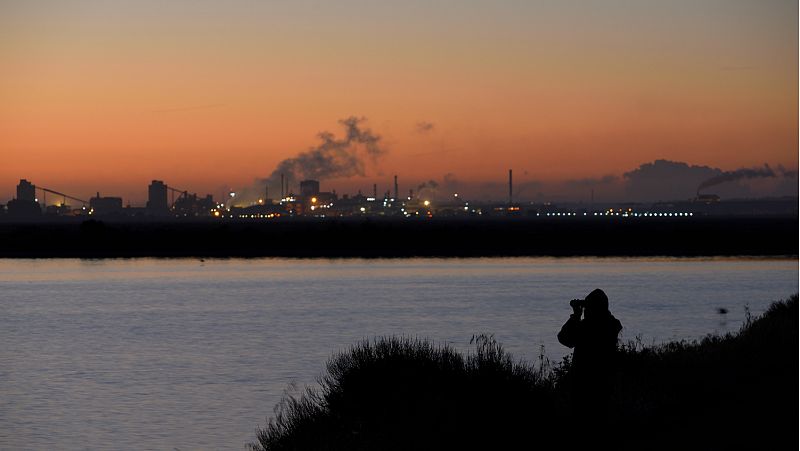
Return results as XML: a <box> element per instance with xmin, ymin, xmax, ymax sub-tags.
<box><xmin>394</xmin><ymin>175</ymin><xmax>398</xmax><ymax>200</ymax></box>
<box><xmin>508</xmin><ymin>169</ymin><xmax>513</xmax><ymax>205</ymax></box>
<box><xmin>409</xmin><ymin>189</ymin><xmax>413</xmax><ymax>200</ymax></box>
<box><xmin>265</xmin><ymin>185</ymin><xmax>269</xmax><ymax>202</ymax></box>
<box><xmin>373</xmin><ymin>183</ymin><xmax>377</xmax><ymax>198</ymax></box>
<box><xmin>280</xmin><ymin>173</ymin><xmax>285</xmax><ymax>199</ymax></box>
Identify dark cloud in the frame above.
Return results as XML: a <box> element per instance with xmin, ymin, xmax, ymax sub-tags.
<box><xmin>623</xmin><ymin>160</ymin><xmax>724</xmax><ymax>201</ymax></box>
<box><xmin>619</xmin><ymin>160</ymin><xmax>799</xmax><ymax>202</ymax></box>
<box><xmin>415</xmin><ymin>121</ymin><xmax>435</xmax><ymax>133</ymax></box>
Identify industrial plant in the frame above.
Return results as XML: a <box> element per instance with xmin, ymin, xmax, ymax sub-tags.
<box><xmin>1</xmin><ymin>170</ymin><xmax>796</xmax><ymax>221</ymax></box>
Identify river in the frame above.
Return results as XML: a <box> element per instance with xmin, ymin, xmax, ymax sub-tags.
<box><xmin>1</xmin><ymin>257</ymin><xmax>796</xmax><ymax>449</ymax></box>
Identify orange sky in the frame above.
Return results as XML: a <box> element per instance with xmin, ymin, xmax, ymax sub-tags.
<box><xmin>1</xmin><ymin>0</ymin><xmax>797</xmax><ymax>203</ymax></box>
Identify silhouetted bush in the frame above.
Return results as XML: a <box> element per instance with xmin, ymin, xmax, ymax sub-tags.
<box><xmin>250</xmin><ymin>334</ymin><xmax>561</xmax><ymax>450</ymax></box>
<box><xmin>611</xmin><ymin>295</ymin><xmax>798</xmax><ymax>449</ymax></box>
<box><xmin>250</xmin><ymin>296</ymin><xmax>798</xmax><ymax>450</ymax></box>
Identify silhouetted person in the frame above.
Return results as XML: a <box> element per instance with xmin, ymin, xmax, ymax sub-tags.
<box><xmin>558</xmin><ymin>288</ymin><xmax>622</xmax><ymax>432</ymax></box>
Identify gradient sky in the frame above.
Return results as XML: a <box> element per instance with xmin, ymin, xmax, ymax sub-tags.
<box><xmin>1</xmin><ymin>0</ymin><xmax>797</xmax><ymax>203</ymax></box>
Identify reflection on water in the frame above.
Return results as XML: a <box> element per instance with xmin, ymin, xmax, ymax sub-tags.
<box><xmin>1</xmin><ymin>257</ymin><xmax>796</xmax><ymax>450</ymax></box>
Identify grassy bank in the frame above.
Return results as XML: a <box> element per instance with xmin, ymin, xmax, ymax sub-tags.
<box><xmin>250</xmin><ymin>296</ymin><xmax>798</xmax><ymax>450</ymax></box>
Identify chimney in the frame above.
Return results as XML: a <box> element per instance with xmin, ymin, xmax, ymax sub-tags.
<box><xmin>394</xmin><ymin>175</ymin><xmax>398</xmax><ymax>200</ymax></box>
<box><xmin>280</xmin><ymin>173</ymin><xmax>284</xmax><ymax>199</ymax></box>
<box><xmin>373</xmin><ymin>183</ymin><xmax>377</xmax><ymax>198</ymax></box>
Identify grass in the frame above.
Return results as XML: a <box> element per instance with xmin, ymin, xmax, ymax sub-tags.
<box><xmin>249</xmin><ymin>296</ymin><xmax>798</xmax><ymax>450</ymax></box>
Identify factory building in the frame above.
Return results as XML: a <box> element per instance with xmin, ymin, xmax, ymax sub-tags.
<box><xmin>147</xmin><ymin>180</ymin><xmax>169</xmax><ymax>214</ymax></box>
<box><xmin>300</xmin><ymin>180</ymin><xmax>320</xmax><ymax>197</ymax></box>
<box><xmin>17</xmin><ymin>179</ymin><xmax>36</xmax><ymax>202</ymax></box>
<box><xmin>173</xmin><ymin>193</ymin><xmax>215</xmax><ymax>217</ymax></box>
<box><xmin>89</xmin><ymin>192</ymin><xmax>123</xmax><ymax>215</ymax></box>
<box><xmin>7</xmin><ymin>179</ymin><xmax>42</xmax><ymax>217</ymax></box>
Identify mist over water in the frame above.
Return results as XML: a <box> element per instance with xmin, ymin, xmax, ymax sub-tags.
<box><xmin>1</xmin><ymin>257</ymin><xmax>796</xmax><ymax>450</ymax></box>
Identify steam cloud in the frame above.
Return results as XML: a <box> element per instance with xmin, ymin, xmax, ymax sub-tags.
<box><xmin>697</xmin><ymin>164</ymin><xmax>783</xmax><ymax>192</ymax></box>
<box><xmin>242</xmin><ymin>117</ymin><xmax>385</xmax><ymax>203</ymax></box>
<box><xmin>416</xmin><ymin>180</ymin><xmax>439</xmax><ymax>199</ymax></box>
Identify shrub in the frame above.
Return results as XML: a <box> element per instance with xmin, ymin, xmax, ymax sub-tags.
<box><xmin>250</xmin><ymin>296</ymin><xmax>798</xmax><ymax>450</ymax></box>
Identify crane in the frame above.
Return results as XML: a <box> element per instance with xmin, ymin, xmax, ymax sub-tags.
<box><xmin>166</xmin><ymin>185</ymin><xmax>192</xmax><ymax>207</ymax></box>
<box><xmin>36</xmin><ymin>186</ymin><xmax>89</xmax><ymax>207</ymax></box>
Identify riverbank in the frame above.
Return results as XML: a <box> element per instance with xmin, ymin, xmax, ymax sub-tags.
<box><xmin>249</xmin><ymin>295</ymin><xmax>798</xmax><ymax>450</ymax></box>
<box><xmin>0</xmin><ymin>216</ymin><xmax>796</xmax><ymax>257</ymax></box>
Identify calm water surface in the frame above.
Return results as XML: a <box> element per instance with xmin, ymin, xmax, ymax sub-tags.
<box><xmin>1</xmin><ymin>257</ymin><xmax>797</xmax><ymax>450</ymax></box>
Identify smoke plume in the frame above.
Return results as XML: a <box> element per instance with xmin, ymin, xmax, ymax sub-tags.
<box><xmin>697</xmin><ymin>164</ymin><xmax>777</xmax><ymax>193</ymax></box>
<box><xmin>416</xmin><ymin>180</ymin><xmax>439</xmax><ymax>199</ymax></box>
<box><xmin>237</xmin><ymin>117</ymin><xmax>384</xmax><ymax>204</ymax></box>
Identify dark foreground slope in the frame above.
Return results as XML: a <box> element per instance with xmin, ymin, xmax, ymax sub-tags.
<box><xmin>0</xmin><ymin>216</ymin><xmax>796</xmax><ymax>257</ymax></box>
<box><xmin>249</xmin><ymin>296</ymin><xmax>798</xmax><ymax>451</ymax></box>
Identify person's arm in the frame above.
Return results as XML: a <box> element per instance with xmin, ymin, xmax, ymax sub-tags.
<box><xmin>557</xmin><ymin>303</ymin><xmax>583</xmax><ymax>348</ymax></box>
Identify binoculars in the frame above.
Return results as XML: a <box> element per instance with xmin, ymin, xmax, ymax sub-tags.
<box><xmin>569</xmin><ymin>298</ymin><xmax>585</xmax><ymax>309</ymax></box>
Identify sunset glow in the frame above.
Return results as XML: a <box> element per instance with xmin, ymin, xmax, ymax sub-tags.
<box><xmin>1</xmin><ymin>0</ymin><xmax>796</xmax><ymax>203</ymax></box>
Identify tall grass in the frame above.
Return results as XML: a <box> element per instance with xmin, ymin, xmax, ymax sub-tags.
<box><xmin>249</xmin><ymin>296</ymin><xmax>798</xmax><ymax>450</ymax></box>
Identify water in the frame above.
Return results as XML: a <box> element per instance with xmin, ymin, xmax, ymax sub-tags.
<box><xmin>1</xmin><ymin>257</ymin><xmax>796</xmax><ymax>450</ymax></box>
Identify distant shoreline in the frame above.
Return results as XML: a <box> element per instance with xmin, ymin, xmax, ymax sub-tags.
<box><xmin>0</xmin><ymin>217</ymin><xmax>795</xmax><ymax>258</ymax></box>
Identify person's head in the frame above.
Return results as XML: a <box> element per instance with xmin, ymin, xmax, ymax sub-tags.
<box><xmin>584</xmin><ymin>288</ymin><xmax>609</xmax><ymax>319</ymax></box>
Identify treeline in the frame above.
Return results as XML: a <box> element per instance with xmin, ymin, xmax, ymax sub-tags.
<box><xmin>0</xmin><ymin>216</ymin><xmax>796</xmax><ymax>257</ymax></box>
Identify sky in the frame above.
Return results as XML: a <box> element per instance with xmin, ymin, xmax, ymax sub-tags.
<box><xmin>1</xmin><ymin>0</ymin><xmax>797</xmax><ymax>204</ymax></box>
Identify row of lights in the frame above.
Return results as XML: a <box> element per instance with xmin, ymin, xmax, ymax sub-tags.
<box><xmin>535</xmin><ymin>212</ymin><xmax>695</xmax><ymax>217</ymax></box>
<box><xmin>217</xmin><ymin>213</ymin><xmax>282</xmax><ymax>219</ymax></box>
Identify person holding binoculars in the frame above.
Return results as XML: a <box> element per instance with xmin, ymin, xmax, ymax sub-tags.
<box><xmin>557</xmin><ymin>289</ymin><xmax>623</xmax><ymax>430</ymax></box>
